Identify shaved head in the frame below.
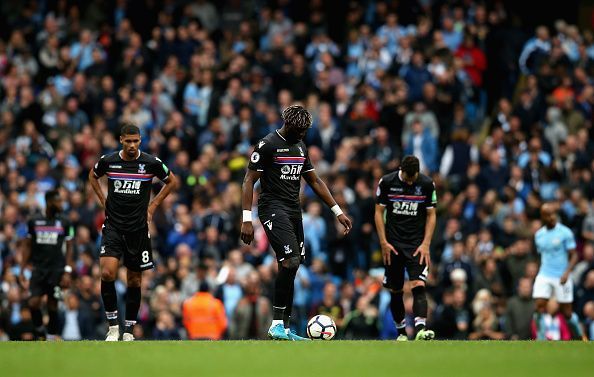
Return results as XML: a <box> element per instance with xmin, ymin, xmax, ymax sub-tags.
<box><xmin>540</xmin><ymin>203</ymin><xmax>557</xmax><ymax>228</ymax></box>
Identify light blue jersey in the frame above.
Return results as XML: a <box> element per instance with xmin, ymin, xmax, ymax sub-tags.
<box><xmin>534</xmin><ymin>223</ymin><xmax>576</xmax><ymax>278</ymax></box>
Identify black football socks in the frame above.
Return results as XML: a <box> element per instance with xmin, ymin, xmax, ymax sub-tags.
<box><xmin>412</xmin><ymin>285</ymin><xmax>428</xmax><ymax>332</ymax></box>
<box><xmin>124</xmin><ymin>286</ymin><xmax>141</xmax><ymax>334</ymax></box>
<box><xmin>101</xmin><ymin>279</ymin><xmax>118</xmax><ymax>326</ymax></box>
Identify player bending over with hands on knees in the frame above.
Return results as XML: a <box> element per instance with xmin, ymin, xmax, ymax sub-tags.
<box><xmin>532</xmin><ymin>203</ymin><xmax>586</xmax><ymax>341</ymax></box>
<box><xmin>375</xmin><ymin>155</ymin><xmax>436</xmax><ymax>341</ymax></box>
<box><xmin>89</xmin><ymin>123</ymin><xmax>177</xmax><ymax>341</ymax></box>
<box><xmin>241</xmin><ymin>105</ymin><xmax>352</xmax><ymax>341</ymax></box>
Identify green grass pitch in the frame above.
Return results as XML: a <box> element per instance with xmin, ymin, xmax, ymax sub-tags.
<box><xmin>1</xmin><ymin>341</ymin><xmax>592</xmax><ymax>377</ymax></box>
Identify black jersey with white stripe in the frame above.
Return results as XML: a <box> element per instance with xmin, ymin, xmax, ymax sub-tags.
<box><xmin>375</xmin><ymin>169</ymin><xmax>437</xmax><ymax>248</ymax></box>
<box><xmin>248</xmin><ymin>130</ymin><xmax>314</xmax><ymax>215</ymax></box>
<box><xmin>93</xmin><ymin>151</ymin><xmax>170</xmax><ymax>232</ymax></box>
<box><xmin>27</xmin><ymin>214</ymin><xmax>74</xmax><ymax>270</ymax></box>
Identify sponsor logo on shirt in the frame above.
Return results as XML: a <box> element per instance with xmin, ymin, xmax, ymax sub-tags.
<box><xmin>109</xmin><ymin>165</ymin><xmax>122</xmax><ymax>169</ymax></box>
<box><xmin>276</xmin><ymin>149</ymin><xmax>289</xmax><ymax>152</ymax></box>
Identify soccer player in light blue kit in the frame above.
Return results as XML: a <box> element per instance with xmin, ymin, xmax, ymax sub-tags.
<box><xmin>533</xmin><ymin>203</ymin><xmax>585</xmax><ymax>340</ymax></box>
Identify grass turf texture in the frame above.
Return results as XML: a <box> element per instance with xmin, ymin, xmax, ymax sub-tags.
<box><xmin>1</xmin><ymin>341</ymin><xmax>592</xmax><ymax>377</ymax></box>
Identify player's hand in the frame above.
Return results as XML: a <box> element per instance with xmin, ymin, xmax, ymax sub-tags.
<box><xmin>560</xmin><ymin>272</ymin><xmax>569</xmax><ymax>285</ymax></box>
<box><xmin>381</xmin><ymin>241</ymin><xmax>398</xmax><ymax>266</ymax></box>
<box><xmin>337</xmin><ymin>214</ymin><xmax>352</xmax><ymax>235</ymax></box>
<box><xmin>413</xmin><ymin>243</ymin><xmax>431</xmax><ymax>266</ymax></box>
<box><xmin>240</xmin><ymin>221</ymin><xmax>254</xmax><ymax>245</ymax></box>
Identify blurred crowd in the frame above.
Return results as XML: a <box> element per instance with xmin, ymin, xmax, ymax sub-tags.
<box><xmin>1</xmin><ymin>0</ymin><xmax>594</xmax><ymax>341</ymax></box>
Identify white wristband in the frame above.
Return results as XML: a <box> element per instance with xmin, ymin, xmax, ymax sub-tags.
<box><xmin>331</xmin><ymin>205</ymin><xmax>343</xmax><ymax>217</ymax></box>
<box><xmin>242</xmin><ymin>210</ymin><xmax>252</xmax><ymax>222</ymax></box>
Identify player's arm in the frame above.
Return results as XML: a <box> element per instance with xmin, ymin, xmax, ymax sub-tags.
<box><xmin>89</xmin><ymin>158</ymin><xmax>107</xmax><ymax>207</ymax></box>
<box><xmin>560</xmin><ymin>228</ymin><xmax>578</xmax><ymax>285</ymax></box>
<box><xmin>374</xmin><ymin>178</ymin><xmax>398</xmax><ymax>265</ymax></box>
<box><xmin>19</xmin><ymin>237</ymin><xmax>32</xmax><ymax>283</ymax></box>
<box><xmin>240</xmin><ymin>169</ymin><xmax>262</xmax><ymax>245</ymax></box>
<box><xmin>375</xmin><ymin>204</ymin><xmax>397</xmax><ymax>266</ymax></box>
<box><xmin>302</xmin><ymin>170</ymin><xmax>352</xmax><ymax>234</ymax></box>
<box><xmin>65</xmin><ymin>223</ymin><xmax>75</xmax><ymax>270</ymax></box>
<box><xmin>413</xmin><ymin>182</ymin><xmax>438</xmax><ymax>266</ymax></box>
<box><xmin>561</xmin><ymin>248</ymin><xmax>578</xmax><ymax>285</ymax></box>
<box><xmin>148</xmin><ymin>172</ymin><xmax>178</xmax><ymax>224</ymax></box>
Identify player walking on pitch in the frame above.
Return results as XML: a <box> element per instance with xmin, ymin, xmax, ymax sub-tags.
<box><xmin>241</xmin><ymin>105</ymin><xmax>352</xmax><ymax>340</ymax></box>
<box><xmin>532</xmin><ymin>203</ymin><xmax>586</xmax><ymax>340</ymax></box>
<box><xmin>90</xmin><ymin>123</ymin><xmax>177</xmax><ymax>341</ymax></box>
<box><xmin>20</xmin><ymin>190</ymin><xmax>75</xmax><ymax>340</ymax></box>
<box><xmin>375</xmin><ymin>155</ymin><xmax>436</xmax><ymax>341</ymax></box>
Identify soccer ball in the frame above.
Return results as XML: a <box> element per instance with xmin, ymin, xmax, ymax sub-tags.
<box><xmin>306</xmin><ymin>315</ymin><xmax>337</xmax><ymax>340</ymax></box>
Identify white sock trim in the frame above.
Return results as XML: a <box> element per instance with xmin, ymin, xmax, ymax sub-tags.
<box><xmin>271</xmin><ymin>320</ymin><xmax>284</xmax><ymax>327</ymax></box>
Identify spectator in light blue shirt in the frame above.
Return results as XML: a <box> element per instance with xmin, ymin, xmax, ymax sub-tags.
<box><xmin>70</xmin><ymin>29</ymin><xmax>97</xmax><ymax>71</ymax></box>
<box><xmin>519</xmin><ymin>26</ymin><xmax>551</xmax><ymax>75</ymax></box>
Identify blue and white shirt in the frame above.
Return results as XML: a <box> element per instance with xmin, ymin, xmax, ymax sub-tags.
<box><xmin>534</xmin><ymin>223</ymin><xmax>576</xmax><ymax>278</ymax></box>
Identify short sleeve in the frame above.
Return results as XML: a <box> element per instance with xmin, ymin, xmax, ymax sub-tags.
<box><xmin>93</xmin><ymin>155</ymin><xmax>107</xmax><ymax>178</ymax></box>
<box><xmin>375</xmin><ymin>178</ymin><xmax>389</xmax><ymax>206</ymax></box>
<box><xmin>425</xmin><ymin>181</ymin><xmax>437</xmax><ymax>208</ymax></box>
<box><xmin>248</xmin><ymin>140</ymin><xmax>271</xmax><ymax>172</ymax></box>
<box><xmin>152</xmin><ymin>156</ymin><xmax>171</xmax><ymax>182</ymax></box>
<box><xmin>302</xmin><ymin>150</ymin><xmax>314</xmax><ymax>173</ymax></box>
<box><xmin>564</xmin><ymin>228</ymin><xmax>577</xmax><ymax>250</ymax></box>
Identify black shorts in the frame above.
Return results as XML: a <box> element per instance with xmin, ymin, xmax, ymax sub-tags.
<box><xmin>30</xmin><ymin>268</ymin><xmax>63</xmax><ymax>297</ymax></box>
<box><xmin>259</xmin><ymin>211</ymin><xmax>305</xmax><ymax>263</ymax></box>
<box><xmin>100</xmin><ymin>224</ymin><xmax>154</xmax><ymax>271</ymax></box>
<box><xmin>383</xmin><ymin>243</ymin><xmax>428</xmax><ymax>291</ymax></box>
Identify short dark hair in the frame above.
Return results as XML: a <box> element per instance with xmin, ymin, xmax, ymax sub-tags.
<box><xmin>120</xmin><ymin>122</ymin><xmax>140</xmax><ymax>136</ymax></box>
<box><xmin>401</xmin><ymin>155</ymin><xmax>420</xmax><ymax>176</ymax></box>
<box><xmin>45</xmin><ymin>189</ymin><xmax>60</xmax><ymax>203</ymax></box>
<box><xmin>282</xmin><ymin>105</ymin><xmax>312</xmax><ymax>130</ymax></box>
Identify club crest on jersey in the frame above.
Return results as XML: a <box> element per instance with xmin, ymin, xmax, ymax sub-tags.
<box><xmin>298</xmin><ymin>146</ymin><xmax>304</xmax><ymax>156</ymax></box>
<box><xmin>138</xmin><ymin>164</ymin><xmax>146</xmax><ymax>174</ymax></box>
<box><xmin>415</xmin><ymin>186</ymin><xmax>422</xmax><ymax>196</ymax></box>
<box><xmin>284</xmin><ymin>245</ymin><xmax>292</xmax><ymax>254</ymax></box>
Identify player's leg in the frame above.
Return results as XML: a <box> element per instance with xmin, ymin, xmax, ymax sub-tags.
<box><xmin>556</xmin><ymin>278</ymin><xmax>585</xmax><ymax>340</ymax></box>
<box><xmin>100</xmin><ymin>256</ymin><xmax>120</xmax><ymax>340</ymax></box>
<box><xmin>383</xmin><ymin>253</ymin><xmax>407</xmax><ymax>340</ymax></box>
<box><xmin>532</xmin><ymin>275</ymin><xmax>553</xmax><ymax>340</ymax></box>
<box><xmin>405</xmin><ymin>252</ymin><xmax>433</xmax><ymax>340</ymax></box>
<box><xmin>533</xmin><ymin>298</ymin><xmax>548</xmax><ymax>340</ymax></box>
<box><xmin>123</xmin><ymin>269</ymin><xmax>142</xmax><ymax>341</ymax></box>
<box><xmin>46</xmin><ymin>295</ymin><xmax>60</xmax><ymax>339</ymax></box>
<box><xmin>45</xmin><ymin>269</ymin><xmax>63</xmax><ymax>339</ymax></box>
<box><xmin>121</xmin><ymin>227</ymin><xmax>153</xmax><ymax>341</ymax></box>
<box><xmin>28</xmin><ymin>270</ymin><xmax>49</xmax><ymax>339</ymax></box>
<box><xmin>260</xmin><ymin>212</ymin><xmax>299</xmax><ymax>340</ymax></box>
<box><xmin>283</xmin><ymin>217</ymin><xmax>305</xmax><ymax>333</ymax></box>
<box><xmin>100</xmin><ymin>225</ymin><xmax>125</xmax><ymax>340</ymax></box>
<box><xmin>28</xmin><ymin>295</ymin><xmax>45</xmax><ymax>340</ymax></box>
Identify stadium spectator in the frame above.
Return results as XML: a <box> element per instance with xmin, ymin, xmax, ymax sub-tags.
<box><xmin>504</xmin><ymin>278</ymin><xmax>535</xmax><ymax>340</ymax></box>
<box><xmin>182</xmin><ymin>282</ymin><xmax>227</xmax><ymax>340</ymax></box>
